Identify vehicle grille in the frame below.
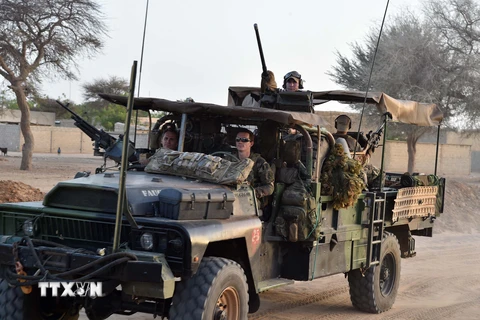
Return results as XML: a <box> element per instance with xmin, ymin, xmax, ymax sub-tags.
<box><xmin>39</xmin><ymin>216</ymin><xmax>129</xmax><ymax>245</ymax></box>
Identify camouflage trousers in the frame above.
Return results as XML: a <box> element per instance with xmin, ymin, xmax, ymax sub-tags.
<box><xmin>363</xmin><ymin>164</ymin><xmax>383</xmax><ymax>189</ymax></box>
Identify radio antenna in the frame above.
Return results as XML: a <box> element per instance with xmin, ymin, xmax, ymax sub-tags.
<box><xmin>354</xmin><ymin>0</ymin><xmax>390</xmax><ymax>153</ymax></box>
<box><xmin>134</xmin><ymin>0</ymin><xmax>150</xmax><ymax>146</ymax></box>
<box><xmin>137</xmin><ymin>0</ymin><xmax>150</xmax><ymax>97</ymax></box>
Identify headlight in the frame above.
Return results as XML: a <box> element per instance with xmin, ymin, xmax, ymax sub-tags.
<box><xmin>22</xmin><ymin>220</ymin><xmax>36</xmax><ymax>236</ymax></box>
<box><xmin>140</xmin><ymin>233</ymin><xmax>154</xmax><ymax>251</ymax></box>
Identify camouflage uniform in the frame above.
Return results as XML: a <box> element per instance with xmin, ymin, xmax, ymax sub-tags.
<box><xmin>247</xmin><ymin>153</ymin><xmax>274</xmax><ymax>200</ymax></box>
<box><xmin>364</xmin><ymin>163</ymin><xmax>383</xmax><ymax>189</ymax></box>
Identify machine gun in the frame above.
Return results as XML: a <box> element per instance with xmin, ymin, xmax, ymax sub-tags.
<box><xmin>254</xmin><ymin>23</ymin><xmax>268</xmax><ymax>77</ymax></box>
<box><xmin>363</xmin><ymin>112</ymin><xmax>392</xmax><ymax>155</ymax></box>
<box><xmin>56</xmin><ymin>100</ymin><xmax>116</xmax><ymax>157</ymax></box>
<box><xmin>56</xmin><ymin>101</ymin><xmax>136</xmax><ymax>168</ymax></box>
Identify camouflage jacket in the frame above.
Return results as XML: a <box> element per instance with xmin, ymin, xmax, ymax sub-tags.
<box><xmin>245</xmin><ymin>153</ymin><xmax>274</xmax><ymax>199</ymax></box>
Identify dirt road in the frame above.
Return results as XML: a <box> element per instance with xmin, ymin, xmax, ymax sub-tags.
<box><xmin>1</xmin><ymin>154</ymin><xmax>479</xmax><ymax>319</ymax></box>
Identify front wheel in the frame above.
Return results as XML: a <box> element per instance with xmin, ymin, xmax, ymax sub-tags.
<box><xmin>169</xmin><ymin>257</ymin><xmax>249</xmax><ymax>320</ymax></box>
<box><xmin>0</xmin><ymin>278</ymin><xmax>79</xmax><ymax>320</ymax></box>
<box><xmin>347</xmin><ymin>232</ymin><xmax>401</xmax><ymax>313</ymax></box>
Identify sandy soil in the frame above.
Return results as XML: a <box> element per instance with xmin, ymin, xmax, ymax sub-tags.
<box><xmin>1</xmin><ymin>153</ymin><xmax>480</xmax><ymax>320</ymax></box>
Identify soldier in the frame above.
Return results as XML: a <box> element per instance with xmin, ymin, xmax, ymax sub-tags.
<box><xmin>242</xmin><ymin>70</ymin><xmax>304</xmax><ymax>107</ymax></box>
<box><xmin>160</xmin><ymin>125</ymin><xmax>179</xmax><ymax>151</ymax></box>
<box><xmin>333</xmin><ymin>115</ymin><xmax>362</xmax><ymax>156</ymax></box>
<box><xmin>142</xmin><ymin>124</ymin><xmax>179</xmax><ymax>165</ymax></box>
<box><xmin>235</xmin><ymin>128</ymin><xmax>274</xmax><ymax>202</ymax></box>
<box><xmin>282</xmin><ymin>70</ymin><xmax>304</xmax><ymax>92</ymax></box>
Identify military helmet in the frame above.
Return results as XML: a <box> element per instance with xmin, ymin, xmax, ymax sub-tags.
<box><xmin>283</xmin><ymin>70</ymin><xmax>304</xmax><ymax>90</ymax></box>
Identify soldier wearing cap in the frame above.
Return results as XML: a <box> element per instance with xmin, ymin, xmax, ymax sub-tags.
<box><xmin>282</xmin><ymin>70</ymin><xmax>304</xmax><ymax>92</ymax></box>
<box><xmin>235</xmin><ymin>128</ymin><xmax>274</xmax><ymax>203</ymax></box>
<box><xmin>333</xmin><ymin>115</ymin><xmax>362</xmax><ymax>153</ymax></box>
<box><xmin>242</xmin><ymin>70</ymin><xmax>304</xmax><ymax>107</ymax></box>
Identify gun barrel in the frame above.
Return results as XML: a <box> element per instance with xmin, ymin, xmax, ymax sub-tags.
<box><xmin>56</xmin><ymin>100</ymin><xmax>82</xmax><ymax>119</ymax></box>
<box><xmin>56</xmin><ymin>100</ymin><xmax>116</xmax><ymax>152</ymax></box>
<box><xmin>254</xmin><ymin>23</ymin><xmax>268</xmax><ymax>75</ymax></box>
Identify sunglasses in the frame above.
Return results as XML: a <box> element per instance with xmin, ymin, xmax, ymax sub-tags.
<box><xmin>236</xmin><ymin>137</ymin><xmax>251</xmax><ymax>143</ymax></box>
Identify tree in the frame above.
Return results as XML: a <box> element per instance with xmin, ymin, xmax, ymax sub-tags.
<box><xmin>81</xmin><ymin>76</ymin><xmax>130</xmax><ymax>131</ymax></box>
<box><xmin>423</xmin><ymin>0</ymin><xmax>480</xmax><ymax>128</ymax></box>
<box><xmin>82</xmin><ymin>76</ymin><xmax>129</xmax><ymax>106</ymax></box>
<box><xmin>329</xmin><ymin>0</ymin><xmax>480</xmax><ymax>173</ymax></box>
<box><xmin>0</xmin><ymin>0</ymin><xmax>106</xmax><ymax>170</ymax></box>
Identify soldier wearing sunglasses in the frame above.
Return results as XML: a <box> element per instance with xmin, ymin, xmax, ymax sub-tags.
<box><xmin>235</xmin><ymin>128</ymin><xmax>274</xmax><ymax>205</ymax></box>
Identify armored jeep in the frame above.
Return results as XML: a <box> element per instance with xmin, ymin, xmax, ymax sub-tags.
<box><xmin>0</xmin><ymin>86</ymin><xmax>445</xmax><ymax>319</ymax></box>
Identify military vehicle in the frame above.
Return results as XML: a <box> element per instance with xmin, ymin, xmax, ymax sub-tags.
<box><xmin>0</xmin><ymin>63</ymin><xmax>445</xmax><ymax>319</ymax></box>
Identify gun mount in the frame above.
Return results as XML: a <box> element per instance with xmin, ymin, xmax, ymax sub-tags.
<box><xmin>56</xmin><ymin>101</ymin><xmax>136</xmax><ymax>172</ymax></box>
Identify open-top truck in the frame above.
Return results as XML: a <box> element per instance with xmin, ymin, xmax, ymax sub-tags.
<box><xmin>0</xmin><ymin>75</ymin><xmax>445</xmax><ymax>319</ymax></box>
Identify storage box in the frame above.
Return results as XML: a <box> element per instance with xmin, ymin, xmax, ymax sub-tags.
<box><xmin>158</xmin><ymin>188</ymin><xmax>234</xmax><ymax>220</ymax></box>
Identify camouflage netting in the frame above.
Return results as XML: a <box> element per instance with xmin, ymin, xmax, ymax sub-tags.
<box><xmin>321</xmin><ymin>144</ymin><xmax>365</xmax><ymax>210</ymax></box>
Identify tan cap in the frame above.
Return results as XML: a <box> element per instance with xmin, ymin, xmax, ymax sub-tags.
<box><xmin>286</xmin><ymin>76</ymin><xmax>300</xmax><ymax>83</ymax></box>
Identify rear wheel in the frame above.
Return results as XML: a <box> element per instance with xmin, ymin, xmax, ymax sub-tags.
<box><xmin>348</xmin><ymin>232</ymin><xmax>401</xmax><ymax>313</ymax></box>
<box><xmin>0</xmin><ymin>278</ymin><xmax>79</xmax><ymax>320</ymax></box>
<box><xmin>169</xmin><ymin>257</ymin><xmax>249</xmax><ymax>320</ymax></box>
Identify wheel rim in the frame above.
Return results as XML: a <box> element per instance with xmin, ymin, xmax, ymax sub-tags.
<box><xmin>379</xmin><ymin>252</ymin><xmax>396</xmax><ymax>296</ymax></box>
<box><xmin>214</xmin><ymin>286</ymin><xmax>240</xmax><ymax>320</ymax></box>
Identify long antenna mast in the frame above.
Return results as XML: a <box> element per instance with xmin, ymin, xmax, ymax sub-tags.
<box><xmin>354</xmin><ymin>0</ymin><xmax>390</xmax><ymax>152</ymax></box>
<box><xmin>134</xmin><ymin>0</ymin><xmax>150</xmax><ymax>146</ymax></box>
<box><xmin>137</xmin><ymin>0</ymin><xmax>150</xmax><ymax>97</ymax></box>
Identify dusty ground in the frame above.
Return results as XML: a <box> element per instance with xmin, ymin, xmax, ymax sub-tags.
<box><xmin>1</xmin><ymin>153</ymin><xmax>480</xmax><ymax>319</ymax></box>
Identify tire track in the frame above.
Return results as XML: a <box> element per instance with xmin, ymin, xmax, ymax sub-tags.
<box><xmin>399</xmin><ymin>274</ymin><xmax>480</xmax><ymax>300</ymax></box>
<box><xmin>248</xmin><ymin>286</ymin><xmax>349</xmax><ymax>319</ymax></box>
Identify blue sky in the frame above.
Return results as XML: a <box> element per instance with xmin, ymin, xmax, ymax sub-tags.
<box><xmin>41</xmin><ymin>0</ymin><xmax>419</xmax><ymax>108</ymax></box>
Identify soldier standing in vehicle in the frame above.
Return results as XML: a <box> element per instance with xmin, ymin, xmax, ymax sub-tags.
<box><xmin>235</xmin><ymin>128</ymin><xmax>274</xmax><ymax>203</ymax></box>
<box><xmin>242</xmin><ymin>70</ymin><xmax>304</xmax><ymax>107</ymax></box>
<box><xmin>333</xmin><ymin>115</ymin><xmax>362</xmax><ymax>156</ymax></box>
<box><xmin>282</xmin><ymin>70</ymin><xmax>304</xmax><ymax>92</ymax></box>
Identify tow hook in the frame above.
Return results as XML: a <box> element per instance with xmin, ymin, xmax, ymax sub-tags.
<box><xmin>15</xmin><ymin>261</ymin><xmax>32</xmax><ymax>294</ymax></box>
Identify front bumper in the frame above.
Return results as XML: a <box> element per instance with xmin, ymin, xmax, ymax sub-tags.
<box><xmin>0</xmin><ymin>239</ymin><xmax>175</xmax><ymax>299</ymax></box>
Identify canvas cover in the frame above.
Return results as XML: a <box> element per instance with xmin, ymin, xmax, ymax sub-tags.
<box><xmin>99</xmin><ymin>93</ymin><xmax>329</xmax><ymax>127</ymax></box>
<box><xmin>226</xmin><ymin>88</ymin><xmax>444</xmax><ymax>127</ymax></box>
<box><xmin>145</xmin><ymin>148</ymin><xmax>254</xmax><ymax>185</ymax></box>
<box><xmin>310</xmin><ymin>90</ymin><xmax>444</xmax><ymax>127</ymax></box>
<box><xmin>100</xmin><ymin>89</ymin><xmax>443</xmax><ymax>128</ymax></box>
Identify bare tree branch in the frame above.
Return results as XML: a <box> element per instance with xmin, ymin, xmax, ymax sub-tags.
<box><xmin>0</xmin><ymin>0</ymin><xmax>107</xmax><ymax>170</ymax></box>
<box><xmin>329</xmin><ymin>0</ymin><xmax>480</xmax><ymax>172</ymax></box>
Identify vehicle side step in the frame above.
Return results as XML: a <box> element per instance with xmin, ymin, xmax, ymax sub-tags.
<box><xmin>257</xmin><ymin>278</ymin><xmax>295</xmax><ymax>293</ymax></box>
<box><xmin>365</xmin><ymin>192</ymin><xmax>386</xmax><ymax>268</ymax></box>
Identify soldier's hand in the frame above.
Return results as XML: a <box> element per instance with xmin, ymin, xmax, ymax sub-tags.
<box><xmin>261</xmin><ymin>70</ymin><xmax>277</xmax><ymax>92</ymax></box>
<box><xmin>261</xmin><ymin>70</ymin><xmax>274</xmax><ymax>81</ymax></box>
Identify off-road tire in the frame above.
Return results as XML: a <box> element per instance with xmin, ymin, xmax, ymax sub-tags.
<box><xmin>347</xmin><ymin>232</ymin><xmax>401</xmax><ymax>313</ymax></box>
<box><xmin>0</xmin><ymin>278</ymin><xmax>28</xmax><ymax>320</ymax></box>
<box><xmin>169</xmin><ymin>257</ymin><xmax>249</xmax><ymax>320</ymax></box>
<box><xmin>0</xmin><ymin>278</ymin><xmax>79</xmax><ymax>320</ymax></box>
